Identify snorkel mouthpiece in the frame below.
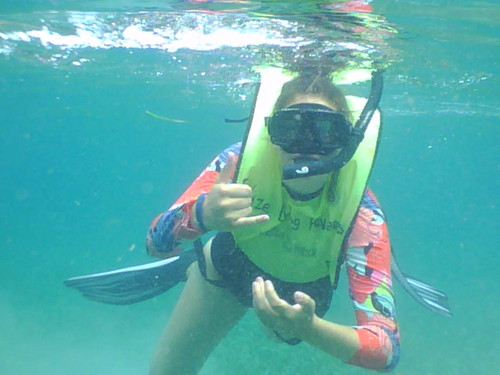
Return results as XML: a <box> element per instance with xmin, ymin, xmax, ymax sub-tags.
<box><xmin>283</xmin><ymin>155</ymin><xmax>347</xmax><ymax>180</ymax></box>
<box><xmin>293</xmin><ymin>156</ymin><xmax>314</xmax><ymax>175</ymax></box>
<box><xmin>282</xmin><ymin>70</ymin><xmax>383</xmax><ymax>180</ymax></box>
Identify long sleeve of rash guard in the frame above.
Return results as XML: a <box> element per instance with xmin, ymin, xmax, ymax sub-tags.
<box><xmin>146</xmin><ymin>143</ymin><xmax>241</xmax><ymax>258</ymax></box>
<box><xmin>146</xmin><ymin>144</ymin><xmax>400</xmax><ymax>371</ymax></box>
<box><xmin>344</xmin><ymin>189</ymin><xmax>400</xmax><ymax>371</ymax></box>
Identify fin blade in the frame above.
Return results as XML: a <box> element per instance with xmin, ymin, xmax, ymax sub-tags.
<box><xmin>64</xmin><ymin>250</ymin><xmax>197</xmax><ymax>305</ymax></box>
<box><xmin>391</xmin><ymin>255</ymin><xmax>452</xmax><ymax>317</ymax></box>
<box><xmin>81</xmin><ymin>284</ymin><xmax>170</xmax><ymax>305</ymax></box>
<box><xmin>401</xmin><ymin>273</ymin><xmax>453</xmax><ymax>317</ymax></box>
<box><xmin>64</xmin><ymin>256</ymin><xmax>180</xmax><ymax>284</ymax></box>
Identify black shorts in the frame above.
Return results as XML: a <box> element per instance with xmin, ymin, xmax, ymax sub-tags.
<box><xmin>197</xmin><ymin>232</ymin><xmax>334</xmax><ymax>318</ymax></box>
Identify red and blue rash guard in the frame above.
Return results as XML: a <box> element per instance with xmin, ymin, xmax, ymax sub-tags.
<box><xmin>146</xmin><ymin>143</ymin><xmax>400</xmax><ymax>372</ymax></box>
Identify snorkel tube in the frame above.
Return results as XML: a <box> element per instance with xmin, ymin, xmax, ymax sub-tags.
<box><xmin>282</xmin><ymin>70</ymin><xmax>384</xmax><ymax>180</ymax></box>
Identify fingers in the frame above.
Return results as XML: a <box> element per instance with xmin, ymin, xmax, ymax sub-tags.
<box><xmin>205</xmin><ymin>152</ymin><xmax>271</xmax><ymax>231</ymax></box>
<box><xmin>206</xmin><ymin>183</ymin><xmax>269</xmax><ymax>231</ymax></box>
<box><xmin>293</xmin><ymin>291</ymin><xmax>316</xmax><ymax>316</ymax></box>
<box><xmin>264</xmin><ymin>280</ymin><xmax>288</xmax><ymax>312</ymax></box>
<box><xmin>215</xmin><ymin>153</ymin><xmax>237</xmax><ymax>185</ymax></box>
<box><xmin>252</xmin><ymin>277</ymin><xmax>271</xmax><ymax>312</ymax></box>
<box><xmin>211</xmin><ymin>201</ymin><xmax>268</xmax><ymax>224</ymax></box>
<box><xmin>216</xmin><ymin>185</ymin><xmax>252</xmax><ymax>206</ymax></box>
<box><xmin>252</xmin><ymin>279</ymin><xmax>316</xmax><ymax>339</ymax></box>
<box><xmin>254</xmin><ymin>279</ymin><xmax>315</xmax><ymax>316</ymax></box>
<box><xmin>233</xmin><ymin>214</ymin><xmax>270</xmax><ymax>228</ymax></box>
<box><xmin>252</xmin><ymin>278</ymin><xmax>288</xmax><ymax>315</ymax></box>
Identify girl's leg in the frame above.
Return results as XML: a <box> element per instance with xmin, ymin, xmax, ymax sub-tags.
<box><xmin>150</xmin><ymin>243</ymin><xmax>247</xmax><ymax>375</ymax></box>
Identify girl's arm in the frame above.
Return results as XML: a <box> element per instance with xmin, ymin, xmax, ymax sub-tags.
<box><xmin>252</xmin><ymin>188</ymin><xmax>399</xmax><ymax>372</ymax></box>
<box><xmin>342</xmin><ymin>188</ymin><xmax>400</xmax><ymax>371</ymax></box>
<box><xmin>146</xmin><ymin>143</ymin><xmax>241</xmax><ymax>258</ymax></box>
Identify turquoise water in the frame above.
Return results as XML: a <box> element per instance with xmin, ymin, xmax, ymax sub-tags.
<box><xmin>0</xmin><ymin>1</ymin><xmax>498</xmax><ymax>374</ymax></box>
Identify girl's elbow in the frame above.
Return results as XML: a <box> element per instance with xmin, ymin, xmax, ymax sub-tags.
<box><xmin>347</xmin><ymin>327</ymin><xmax>400</xmax><ymax>372</ymax></box>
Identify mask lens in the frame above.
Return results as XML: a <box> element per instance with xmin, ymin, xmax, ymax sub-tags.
<box><xmin>317</xmin><ymin>112</ymin><xmax>350</xmax><ymax>149</ymax></box>
<box><xmin>267</xmin><ymin>111</ymin><xmax>300</xmax><ymax>146</ymax></box>
<box><xmin>267</xmin><ymin>106</ymin><xmax>350</xmax><ymax>155</ymax></box>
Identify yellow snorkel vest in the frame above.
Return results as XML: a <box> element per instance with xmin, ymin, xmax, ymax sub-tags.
<box><xmin>232</xmin><ymin>68</ymin><xmax>381</xmax><ymax>284</ymax></box>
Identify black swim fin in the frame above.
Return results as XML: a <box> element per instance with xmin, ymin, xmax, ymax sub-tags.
<box><xmin>64</xmin><ymin>249</ymin><xmax>197</xmax><ymax>305</ymax></box>
<box><xmin>391</xmin><ymin>251</ymin><xmax>452</xmax><ymax>317</ymax></box>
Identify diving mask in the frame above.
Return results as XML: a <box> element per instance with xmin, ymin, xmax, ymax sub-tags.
<box><xmin>266</xmin><ymin>103</ymin><xmax>352</xmax><ymax>156</ymax></box>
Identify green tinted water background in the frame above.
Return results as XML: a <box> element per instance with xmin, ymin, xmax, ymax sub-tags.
<box><xmin>0</xmin><ymin>1</ymin><xmax>498</xmax><ymax>374</ymax></box>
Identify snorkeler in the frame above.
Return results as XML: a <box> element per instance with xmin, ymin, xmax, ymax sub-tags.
<box><xmin>146</xmin><ymin>69</ymin><xmax>397</xmax><ymax>374</ymax></box>
<box><xmin>65</xmin><ymin>68</ymin><xmax>451</xmax><ymax>374</ymax></box>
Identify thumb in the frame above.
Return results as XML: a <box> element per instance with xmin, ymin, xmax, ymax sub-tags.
<box><xmin>215</xmin><ymin>153</ymin><xmax>237</xmax><ymax>185</ymax></box>
<box><xmin>294</xmin><ymin>291</ymin><xmax>316</xmax><ymax>315</ymax></box>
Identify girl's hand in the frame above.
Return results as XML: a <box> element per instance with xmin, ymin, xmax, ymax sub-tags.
<box><xmin>201</xmin><ymin>153</ymin><xmax>269</xmax><ymax>232</ymax></box>
<box><xmin>252</xmin><ymin>277</ymin><xmax>316</xmax><ymax>339</ymax></box>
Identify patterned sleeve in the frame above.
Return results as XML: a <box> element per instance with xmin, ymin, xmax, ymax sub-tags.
<box><xmin>344</xmin><ymin>188</ymin><xmax>401</xmax><ymax>372</ymax></box>
<box><xmin>146</xmin><ymin>143</ymin><xmax>241</xmax><ymax>259</ymax></box>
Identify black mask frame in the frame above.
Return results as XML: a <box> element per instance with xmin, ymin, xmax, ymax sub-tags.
<box><xmin>266</xmin><ymin>103</ymin><xmax>352</xmax><ymax>156</ymax></box>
